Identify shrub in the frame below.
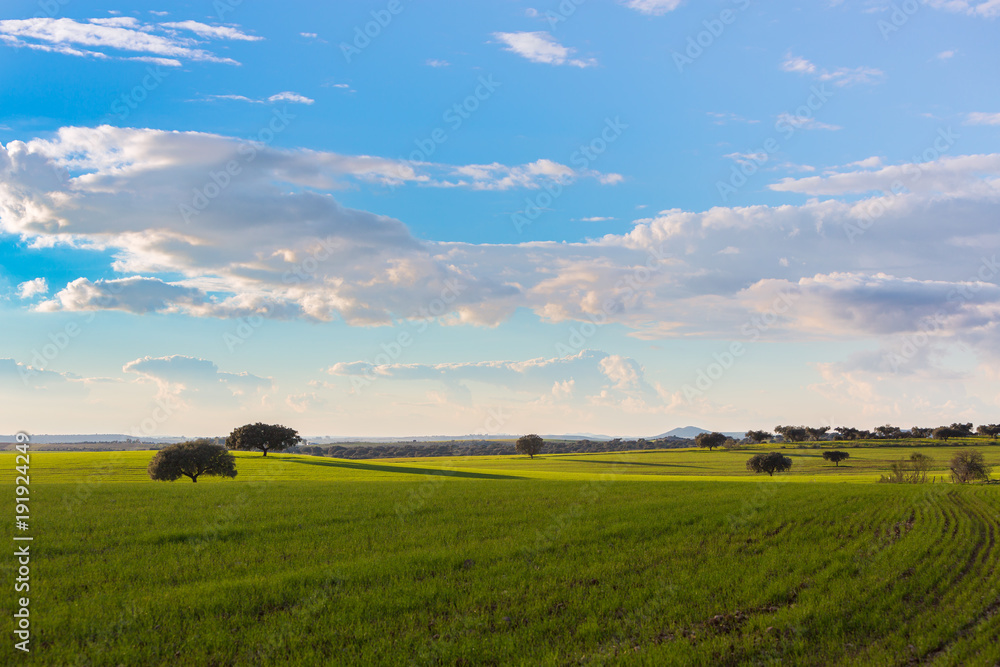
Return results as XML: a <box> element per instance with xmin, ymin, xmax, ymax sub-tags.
<box><xmin>950</xmin><ymin>450</ymin><xmax>992</xmax><ymax>484</ymax></box>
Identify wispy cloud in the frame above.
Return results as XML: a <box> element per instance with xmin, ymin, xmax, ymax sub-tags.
<box><xmin>966</xmin><ymin>112</ymin><xmax>1000</xmax><ymax>126</ymax></box>
<box><xmin>781</xmin><ymin>54</ymin><xmax>885</xmax><ymax>87</ymax></box>
<box><xmin>775</xmin><ymin>112</ymin><xmax>842</xmax><ymax>131</ymax></box>
<box><xmin>493</xmin><ymin>31</ymin><xmax>596</xmax><ymax>68</ymax></box>
<box><xmin>707</xmin><ymin>111</ymin><xmax>759</xmax><ymax>125</ymax></box>
<box><xmin>200</xmin><ymin>91</ymin><xmax>314</xmax><ymax>105</ymax></box>
<box><xmin>0</xmin><ymin>17</ymin><xmax>260</xmax><ymax>66</ymax></box>
<box><xmin>619</xmin><ymin>0</ymin><xmax>685</xmax><ymax>15</ymax></box>
<box><xmin>925</xmin><ymin>0</ymin><xmax>1000</xmax><ymax>18</ymax></box>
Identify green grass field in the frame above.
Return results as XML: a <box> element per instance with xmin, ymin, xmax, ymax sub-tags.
<box><xmin>2</xmin><ymin>445</ymin><xmax>999</xmax><ymax>665</ymax></box>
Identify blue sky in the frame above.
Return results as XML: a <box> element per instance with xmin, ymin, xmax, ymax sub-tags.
<box><xmin>1</xmin><ymin>0</ymin><xmax>999</xmax><ymax>438</ymax></box>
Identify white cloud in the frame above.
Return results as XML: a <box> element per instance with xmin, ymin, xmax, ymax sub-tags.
<box><xmin>6</xmin><ymin>125</ymin><xmax>1000</xmax><ymax>353</ymax></box>
<box><xmin>159</xmin><ymin>20</ymin><xmax>261</xmax><ymax>41</ymax></box>
<box><xmin>769</xmin><ymin>153</ymin><xmax>1000</xmax><ymax>196</ymax></box>
<box><xmin>707</xmin><ymin>111</ymin><xmax>759</xmax><ymax>125</ymax></box>
<box><xmin>780</xmin><ymin>55</ymin><xmax>817</xmax><ymax>75</ymax></box>
<box><xmin>267</xmin><ymin>91</ymin><xmax>314</xmax><ymax>104</ymax></box>
<box><xmin>775</xmin><ymin>112</ymin><xmax>842</xmax><ymax>132</ymax></box>
<box><xmin>426</xmin><ymin>59</ymin><xmax>450</xmax><ymax>67</ymax></box>
<box><xmin>925</xmin><ymin>0</ymin><xmax>1000</xmax><ymax>17</ymax></box>
<box><xmin>966</xmin><ymin>112</ymin><xmax>1000</xmax><ymax>126</ymax></box>
<box><xmin>493</xmin><ymin>31</ymin><xmax>596</xmax><ymax>68</ymax></box>
<box><xmin>620</xmin><ymin>0</ymin><xmax>685</xmax><ymax>15</ymax></box>
<box><xmin>0</xmin><ymin>17</ymin><xmax>258</xmax><ymax>66</ymax></box>
<box><xmin>781</xmin><ymin>54</ymin><xmax>885</xmax><ymax>87</ymax></box>
<box><xmin>123</xmin><ymin>355</ymin><xmax>271</xmax><ymax>396</ymax></box>
<box><xmin>17</xmin><ymin>277</ymin><xmax>48</xmax><ymax>299</ymax></box>
<box><xmin>199</xmin><ymin>91</ymin><xmax>314</xmax><ymax>105</ymax></box>
<box><xmin>937</xmin><ymin>49</ymin><xmax>956</xmax><ymax>60</ymax></box>
<box><xmin>329</xmin><ymin>349</ymin><xmax>657</xmax><ymax>403</ymax></box>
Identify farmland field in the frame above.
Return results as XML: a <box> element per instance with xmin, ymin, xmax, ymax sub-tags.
<box><xmin>3</xmin><ymin>446</ymin><xmax>999</xmax><ymax>665</ymax></box>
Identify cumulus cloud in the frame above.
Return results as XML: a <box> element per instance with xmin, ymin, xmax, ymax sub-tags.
<box><xmin>4</xmin><ymin>125</ymin><xmax>1000</xmax><ymax>350</ymax></box>
<box><xmin>493</xmin><ymin>31</ymin><xmax>596</xmax><ymax>67</ymax></box>
<box><xmin>123</xmin><ymin>355</ymin><xmax>271</xmax><ymax>396</ymax></box>
<box><xmin>328</xmin><ymin>349</ymin><xmax>658</xmax><ymax>404</ymax></box>
<box><xmin>16</xmin><ymin>277</ymin><xmax>48</xmax><ymax>299</ymax></box>
<box><xmin>0</xmin><ymin>357</ymin><xmax>68</xmax><ymax>389</ymax></box>
<box><xmin>0</xmin><ymin>17</ymin><xmax>259</xmax><ymax>66</ymax></box>
<box><xmin>38</xmin><ymin>277</ymin><xmax>206</xmax><ymax>314</ymax></box>
<box><xmin>769</xmin><ymin>152</ymin><xmax>1000</xmax><ymax>196</ymax></box>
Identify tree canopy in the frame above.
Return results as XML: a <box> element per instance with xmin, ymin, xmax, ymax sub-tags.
<box><xmin>695</xmin><ymin>431</ymin><xmax>727</xmax><ymax>451</ymax></box>
<box><xmin>976</xmin><ymin>424</ymin><xmax>1000</xmax><ymax>440</ymax></box>
<box><xmin>746</xmin><ymin>452</ymin><xmax>793</xmax><ymax>476</ymax></box>
<box><xmin>226</xmin><ymin>423</ymin><xmax>302</xmax><ymax>457</ymax></box>
<box><xmin>933</xmin><ymin>427</ymin><xmax>965</xmax><ymax>441</ymax></box>
<box><xmin>822</xmin><ymin>451</ymin><xmax>850</xmax><ymax>467</ymax></box>
<box><xmin>515</xmin><ymin>434</ymin><xmax>545</xmax><ymax>459</ymax></box>
<box><xmin>148</xmin><ymin>439</ymin><xmax>237</xmax><ymax>483</ymax></box>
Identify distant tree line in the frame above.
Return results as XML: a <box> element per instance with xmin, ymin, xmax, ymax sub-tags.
<box><xmin>740</xmin><ymin>422</ymin><xmax>999</xmax><ymax>444</ymax></box>
<box><xmin>291</xmin><ymin>436</ymin><xmax>694</xmax><ymax>460</ymax></box>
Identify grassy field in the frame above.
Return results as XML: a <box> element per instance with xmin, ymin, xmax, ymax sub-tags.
<box><xmin>2</xmin><ymin>445</ymin><xmax>999</xmax><ymax>665</ymax></box>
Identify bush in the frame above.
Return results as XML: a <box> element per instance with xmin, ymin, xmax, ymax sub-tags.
<box><xmin>950</xmin><ymin>450</ymin><xmax>992</xmax><ymax>484</ymax></box>
<box><xmin>879</xmin><ymin>453</ymin><xmax>933</xmax><ymax>484</ymax></box>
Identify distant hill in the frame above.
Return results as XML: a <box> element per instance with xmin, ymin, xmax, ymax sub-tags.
<box><xmin>652</xmin><ymin>426</ymin><xmax>745</xmax><ymax>440</ymax></box>
<box><xmin>0</xmin><ymin>434</ymin><xmax>185</xmax><ymax>444</ymax></box>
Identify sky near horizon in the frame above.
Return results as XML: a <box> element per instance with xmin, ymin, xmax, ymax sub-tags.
<box><xmin>1</xmin><ymin>0</ymin><xmax>999</xmax><ymax>438</ymax></box>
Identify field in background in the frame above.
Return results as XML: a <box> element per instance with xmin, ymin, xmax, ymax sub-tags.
<box><xmin>2</xmin><ymin>446</ymin><xmax>999</xmax><ymax>665</ymax></box>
